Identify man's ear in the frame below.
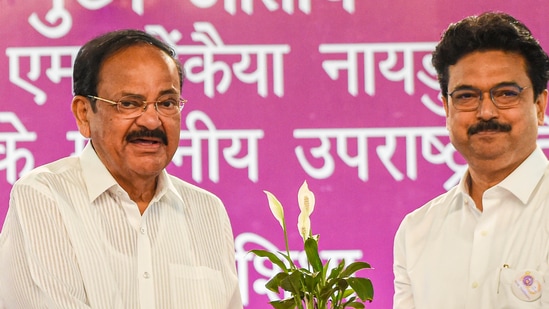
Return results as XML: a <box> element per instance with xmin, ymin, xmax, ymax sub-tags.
<box><xmin>71</xmin><ymin>95</ymin><xmax>92</xmax><ymax>138</ymax></box>
<box><xmin>535</xmin><ymin>89</ymin><xmax>548</xmax><ymax>126</ymax></box>
<box><xmin>442</xmin><ymin>95</ymin><xmax>450</xmax><ymax>130</ymax></box>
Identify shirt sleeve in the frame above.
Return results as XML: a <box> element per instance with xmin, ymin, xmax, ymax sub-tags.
<box><xmin>219</xmin><ymin>200</ymin><xmax>244</xmax><ymax>309</ymax></box>
<box><xmin>0</xmin><ymin>182</ymin><xmax>92</xmax><ymax>308</ymax></box>
<box><xmin>393</xmin><ymin>216</ymin><xmax>415</xmax><ymax>309</ymax></box>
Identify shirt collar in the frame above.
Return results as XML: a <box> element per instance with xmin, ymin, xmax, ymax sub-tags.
<box><xmin>497</xmin><ymin>147</ymin><xmax>548</xmax><ymax>204</ymax></box>
<box><xmin>458</xmin><ymin>147</ymin><xmax>548</xmax><ymax>205</ymax></box>
<box><xmin>80</xmin><ymin>142</ymin><xmax>184</xmax><ymax>206</ymax></box>
<box><xmin>80</xmin><ymin>142</ymin><xmax>118</xmax><ymax>203</ymax></box>
<box><xmin>151</xmin><ymin>169</ymin><xmax>185</xmax><ymax>207</ymax></box>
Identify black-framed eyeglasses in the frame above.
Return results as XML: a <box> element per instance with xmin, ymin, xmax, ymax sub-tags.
<box><xmin>448</xmin><ymin>84</ymin><xmax>530</xmax><ymax>111</ymax></box>
<box><xmin>87</xmin><ymin>95</ymin><xmax>187</xmax><ymax>118</ymax></box>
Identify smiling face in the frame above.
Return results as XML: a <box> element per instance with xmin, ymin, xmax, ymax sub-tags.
<box><xmin>443</xmin><ymin>50</ymin><xmax>547</xmax><ymax>171</ymax></box>
<box><xmin>72</xmin><ymin>44</ymin><xmax>181</xmax><ymax>186</ymax></box>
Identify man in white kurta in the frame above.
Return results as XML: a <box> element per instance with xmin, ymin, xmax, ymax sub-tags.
<box><xmin>394</xmin><ymin>12</ymin><xmax>549</xmax><ymax>308</ymax></box>
<box><xmin>0</xmin><ymin>29</ymin><xmax>243</xmax><ymax>308</ymax></box>
<box><xmin>394</xmin><ymin>147</ymin><xmax>549</xmax><ymax>308</ymax></box>
<box><xmin>0</xmin><ymin>143</ymin><xmax>242</xmax><ymax>308</ymax></box>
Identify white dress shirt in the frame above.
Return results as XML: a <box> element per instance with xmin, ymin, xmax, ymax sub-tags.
<box><xmin>0</xmin><ymin>143</ymin><xmax>243</xmax><ymax>309</ymax></box>
<box><xmin>394</xmin><ymin>147</ymin><xmax>549</xmax><ymax>308</ymax></box>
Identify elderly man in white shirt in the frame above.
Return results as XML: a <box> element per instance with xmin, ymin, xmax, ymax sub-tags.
<box><xmin>0</xmin><ymin>29</ymin><xmax>242</xmax><ymax>309</ymax></box>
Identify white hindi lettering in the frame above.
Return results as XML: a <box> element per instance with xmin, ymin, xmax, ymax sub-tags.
<box><xmin>234</xmin><ymin>232</ymin><xmax>364</xmax><ymax>305</ymax></box>
<box><xmin>77</xmin><ymin>0</ymin><xmax>114</xmax><ymax>10</ymax></box>
<box><xmin>146</xmin><ymin>23</ymin><xmax>289</xmax><ymax>98</ymax></box>
<box><xmin>533</xmin><ymin>126</ymin><xmax>549</xmax><ymax>190</ymax></box>
<box><xmin>28</xmin><ymin>0</ymin><xmax>72</xmax><ymax>39</ymax></box>
<box><xmin>294</xmin><ymin>126</ymin><xmax>467</xmax><ymax>189</ymax></box>
<box><xmin>419</xmin><ymin>128</ymin><xmax>466</xmax><ymax>190</ymax></box>
<box><xmin>7</xmin><ymin>23</ymin><xmax>288</xmax><ymax>105</ymax></box>
<box><xmin>189</xmin><ymin>0</ymin><xmax>356</xmax><ymax>15</ymax></box>
<box><xmin>416</xmin><ymin>53</ymin><xmax>445</xmax><ymax>116</ymax></box>
<box><xmin>49</xmin><ymin>125</ymin><xmax>549</xmax><ymax>190</ymax></box>
<box><xmin>6</xmin><ymin>46</ymin><xmax>79</xmax><ymax>105</ymax></box>
<box><xmin>77</xmin><ymin>0</ymin><xmax>144</xmax><ymax>15</ymax></box>
<box><xmin>66</xmin><ymin>131</ymin><xmax>89</xmax><ymax>156</ymax></box>
<box><xmin>319</xmin><ymin>42</ymin><xmax>436</xmax><ymax>97</ymax></box>
<box><xmin>0</xmin><ymin>112</ymin><xmax>37</xmax><ymax>184</ymax></box>
<box><xmin>234</xmin><ymin>232</ymin><xmax>279</xmax><ymax>305</ymax></box>
<box><xmin>536</xmin><ymin>127</ymin><xmax>549</xmax><ymax>154</ymax></box>
<box><xmin>172</xmin><ymin>110</ymin><xmax>264</xmax><ymax>183</ymax></box>
<box><xmin>294</xmin><ymin>133</ymin><xmax>335</xmax><ymax>179</ymax></box>
<box><xmin>28</xmin><ymin>0</ymin><xmax>145</xmax><ymax>38</ymax></box>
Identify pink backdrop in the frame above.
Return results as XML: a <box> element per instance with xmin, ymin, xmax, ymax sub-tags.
<box><xmin>2</xmin><ymin>1</ymin><xmax>549</xmax><ymax>308</ymax></box>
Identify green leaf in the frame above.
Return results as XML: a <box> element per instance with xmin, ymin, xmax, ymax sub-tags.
<box><xmin>249</xmin><ymin>249</ymin><xmax>289</xmax><ymax>272</ymax></box>
<box><xmin>270</xmin><ymin>298</ymin><xmax>297</xmax><ymax>309</ymax></box>
<box><xmin>340</xmin><ymin>261</ymin><xmax>372</xmax><ymax>278</ymax></box>
<box><xmin>279</xmin><ymin>251</ymin><xmax>297</xmax><ymax>270</ymax></box>
<box><xmin>347</xmin><ymin>277</ymin><xmax>374</xmax><ymax>302</ymax></box>
<box><xmin>341</xmin><ymin>288</ymin><xmax>355</xmax><ymax>299</ymax></box>
<box><xmin>342</xmin><ymin>295</ymin><xmax>356</xmax><ymax>303</ymax></box>
<box><xmin>301</xmin><ymin>271</ymin><xmax>316</xmax><ymax>292</ymax></box>
<box><xmin>280</xmin><ymin>270</ymin><xmax>303</xmax><ymax>295</ymax></box>
<box><xmin>337</xmin><ymin>278</ymin><xmax>349</xmax><ymax>290</ymax></box>
<box><xmin>265</xmin><ymin>272</ymin><xmax>289</xmax><ymax>293</ymax></box>
<box><xmin>328</xmin><ymin>259</ymin><xmax>345</xmax><ymax>280</ymax></box>
<box><xmin>343</xmin><ymin>301</ymin><xmax>365</xmax><ymax>309</ymax></box>
<box><xmin>318</xmin><ymin>283</ymin><xmax>338</xmax><ymax>299</ymax></box>
<box><xmin>304</xmin><ymin>237</ymin><xmax>323</xmax><ymax>272</ymax></box>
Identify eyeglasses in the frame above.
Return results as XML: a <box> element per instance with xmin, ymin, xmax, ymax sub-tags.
<box><xmin>87</xmin><ymin>95</ymin><xmax>187</xmax><ymax>118</ymax></box>
<box><xmin>448</xmin><ymin>84</ymin><xmax>529</xmax><ymax>111</ymax></box>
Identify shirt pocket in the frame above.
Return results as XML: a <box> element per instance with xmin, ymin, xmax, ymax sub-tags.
<box><xmin>497</xmin><ymin>266</ymin><xmax>545</xmax><ymax>308</ymax></box>
<box><xmin>169</xmin><ymin>264</ymin><xmax>226</xmax><ymax>308</ymax></box>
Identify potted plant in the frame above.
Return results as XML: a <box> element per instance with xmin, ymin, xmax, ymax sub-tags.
<box><xmin>250</xmin><ymin>181</ymin><xmax>374</xmax><ymax>309</ymax></box>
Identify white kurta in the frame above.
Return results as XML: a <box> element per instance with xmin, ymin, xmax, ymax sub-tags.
<box><xmin>394</xmin><ymin>147</ymin><xmax>549</xmax><ymax>308</ymax></box>
<box><xmin>0</xmin><ymin>143</ymin><xmax>243</xmax><ymax>309</ymax></box>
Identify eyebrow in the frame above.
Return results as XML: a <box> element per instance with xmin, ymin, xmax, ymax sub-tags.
<box><xmin>117</xmin><ymin>89</ymin><xmax>180</xmax><ymax>99</ymax></box>
<box><xmin>450</xmin><ymin>81</ymin><xmax>521</xmax><ymax>92</ymax></box>
<box><xmin>158</xmin><ymin>89</ymin><xmax>179</xmax><ymax>96</ymax></box>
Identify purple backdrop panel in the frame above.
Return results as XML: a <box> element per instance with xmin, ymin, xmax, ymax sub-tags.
<box><xmin>2</xmin><ymin>1</ymin><xmax>549</xmax><ymax>308</ymax></box>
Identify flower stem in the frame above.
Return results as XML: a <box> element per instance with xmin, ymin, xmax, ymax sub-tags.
<box><xmin>282</xmin><ymin>219</ymin><xmax>294</xmax><ymax>270</ymax></box>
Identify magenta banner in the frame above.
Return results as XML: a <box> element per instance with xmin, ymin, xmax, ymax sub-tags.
<box><xmin>2</xmin><ymin>1</ymin><xmax>549</xmax><ymax>308</ymax></box>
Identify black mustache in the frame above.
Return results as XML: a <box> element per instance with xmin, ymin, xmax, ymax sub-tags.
<box><xmin>125</xmin><ymin>129</ymin><xmax>168</xmax><ymax>145</ymax></box>
<box><xmin>467</xmin><ymin>120</ymin><xmax>511</xmax><ymax>136</ymax></box>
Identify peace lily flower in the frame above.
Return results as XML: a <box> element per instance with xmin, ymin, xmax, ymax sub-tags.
<box><xmin>250</xmin><ymin>180</ymin><xmax>374</xmax><ymax>309</ymax></box>
<box><xmin>265</xmin><ymin>190</ymin><xmax>285</xmax><ymax>229</ymax></box>
<box><xmin>297</xmin><ymin>212</ymin><xmax>311</xmax><ymax>241</ymax></box>
<box><xmin>297</xmin><ymin>181</ymin><xmax>315</xmax><ymax>240</ymax></box>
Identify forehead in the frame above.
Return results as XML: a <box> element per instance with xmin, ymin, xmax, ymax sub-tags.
<box><xmin>97</xmin><ymin>44</ymin><xmax>180</xmax><ymax>94</ymax></box>
<box><xmin>100</xmin><ymin>44</ymin><xmax>176</xmax><ymax>74</ymax></box>
<box><xmin>448</xmin><ymin>50</ymin><xmax>529</xmax><ymax>88</ymax></box>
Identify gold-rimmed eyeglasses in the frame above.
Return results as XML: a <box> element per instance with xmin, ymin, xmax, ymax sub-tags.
<box><xmin>448</xmin><ymin>84</ymin><xmax>529</xmax><ymax>111</ymax></box>
<box><xmin>87</xmin><ymin>95</ymin><xmax>187</xmax><ymax>118</ymax></box>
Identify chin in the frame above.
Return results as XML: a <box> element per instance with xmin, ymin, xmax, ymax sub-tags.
<box><xmin>132</xmin><ymin>160</ymin><xmax>169</xmax><ymax>175</ymax></box>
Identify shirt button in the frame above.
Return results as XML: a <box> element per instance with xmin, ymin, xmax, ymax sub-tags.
<box><xmin>140</xmin><ymin>227</ymin><xmax>146</xmax><ymax>234</ymax></box>
<box><xmin>481</xmin><ymin>230</ymin><xmax>488</xmax><ymax>237</ymax></box>
<box><xmin>143</xmin><ymin>272</ymin><xmax>150</xmax><ymax>279</ymax></box>
<box><xmin>472</xmin><ymin>281</ymin><xmax>479</xmax><ymax>288</ymax></box>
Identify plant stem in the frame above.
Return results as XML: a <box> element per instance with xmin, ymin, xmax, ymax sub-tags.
<box><xmin>282</xmin><ymin>219</ymin><xmax>294</xmax><ymax>270</ymax></box>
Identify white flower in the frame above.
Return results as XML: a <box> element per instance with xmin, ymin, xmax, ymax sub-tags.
<box><xmin>264</xmin><ymin>190</ymin><xmax>285</xmax><ymax>229</ymax></box>
<box><xmin>298</xmin><ymin>180</ymin><xmax>315</xmax><ymax>215</ymax></box>
<box><xmin>297</xmin><ymin>212</ymin><xmax>311</xmax><ymax>241</ymax></box>
<box><xmin>297</xmin><ymin>180</ymin><xmax>315</xmax><ymax>240</ymax></box>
